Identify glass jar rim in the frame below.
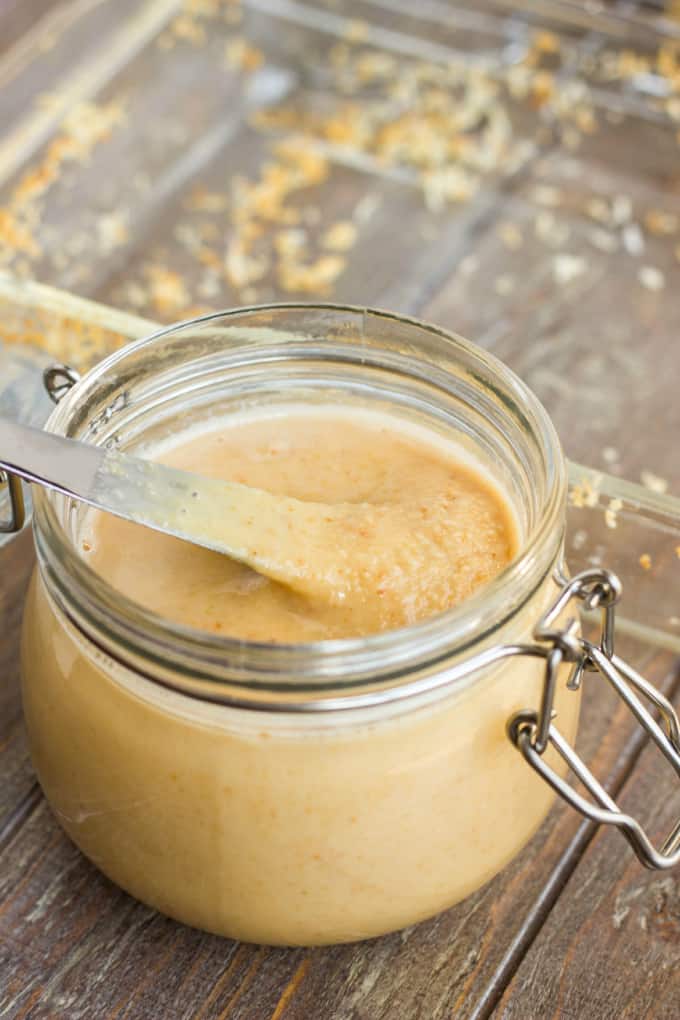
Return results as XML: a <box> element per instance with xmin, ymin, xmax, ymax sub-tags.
<box><xmin>33</xmin><ymin>303</ymin><xmax>566</xmax><ymax>708</ymax></box>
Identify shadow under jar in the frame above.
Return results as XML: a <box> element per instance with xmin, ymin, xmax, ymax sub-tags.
<box><xmin>21</xmin><ymin>305</ymin><xmax>576</xmax><ymax>946</ymax></box>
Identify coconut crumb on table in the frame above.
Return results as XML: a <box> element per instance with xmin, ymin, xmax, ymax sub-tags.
<box><xmin>531</xmin><ymin>185</ymin><xmax>562</xmax><ymax>208</ymax></box>
<box><xmin>586</xmin><ymin>197</ymin><xmax>611</xmax><ymax>224</ymax></box>
<box><xmin>622</xmin><ymin>223</ymin><xmax>645</xmax><ymax>257</ymax></box>
<box><xmin>638</xmin><ymin>266</ymin><xmax>666</xmax><ymax>291</ymax></box>
<box><xmin>224</xmin><ymin>37</ymin><xmax>264</xmax><ymax>73</ymax></box>
<box><xmin>344</xmin><ymin>19</ymin><xmax>370</xmax><ymax>43</ymax></box>
<box><xmin>644</xmin><ymin>210</ymin><xmax>678</xmax><ymax>236</ymax></box>
<box><xmin>497</xmin><ymin>222</ymin><xmax>523</xmax><ymax>250</ymax></box>
<box><xmin>494</xmin><ymin>274</ymin><xmax>515</xmax><ymax>296</ymax></box>
<box><xmin>588</xmin><ymin>227</ymin><xmax>619</xmax><ymax>253</ymax></box>
<box><xmin>169</xmin><ymin>13</ymin><xmax>207</xmax><ymax>45</ymax></box>
<box><xmin>552</xmin><ymin>254</ymin><xmax>587</xmax><ymax>284</ymax></box>
<box><xmin>534</xmin><ymin>211</ymin><xmax>570</xmax><ymax>248</ymax></box>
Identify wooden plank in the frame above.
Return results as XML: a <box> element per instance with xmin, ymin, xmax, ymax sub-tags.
<box><xmin>497</xmin><ymin>675</ymin><xmax>680</xmax><ymax>1020</ymax></box>
<box><xmin>0</xmin><ymin>0</ymin><xmax>62</xmax><ymax>60</ymax></box>
<box><xmin>0</xmin><ymin>2</ymin><xmax>679</xmax><ymax>1017</ymax></box>
<box><xmin>0</xmin><ymin>799</ymin><xmax>304</xmax><ymax>1020</ymax></box>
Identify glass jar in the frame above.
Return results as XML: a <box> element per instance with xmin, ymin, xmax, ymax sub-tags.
<box><xmin>19</xmin><ymin>305</ymin><xmax>672</xmax><ymax>947</ymax></box>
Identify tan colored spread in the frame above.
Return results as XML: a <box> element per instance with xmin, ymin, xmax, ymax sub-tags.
<box><xmin>80</xmin><ymin>406</ymin><xmax>517</xmax><ymax>641</ymax></box>
<box><xmin>21</xmin><ymin>405</ymin><xmax>578</xmax><ymax>946</ymax></box>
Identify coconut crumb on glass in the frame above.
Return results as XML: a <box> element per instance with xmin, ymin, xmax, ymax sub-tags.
<box><xmin>569</xmin><ymin>477</ymin><xmax>600</xmax><ymax>509</ymax></box>
<box><xmin>321</xmin><ymin>221</ymin><xmax>358</xmax><ymax>252</ymax></box>
<box><xmin>641</xmin><ymin>470</ymin><xmax>669</xmax><ymax>494</ymax></box>
<box><xmin>604</xmin><ymin>498</ymin><xmax>623</xmax><ymax>529</ymax></box>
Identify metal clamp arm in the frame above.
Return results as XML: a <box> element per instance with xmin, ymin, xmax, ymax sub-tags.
<box><xmin>507</xmin><ymin>567</ymin><xmax>680</xmax><ymax>871</ymax></box>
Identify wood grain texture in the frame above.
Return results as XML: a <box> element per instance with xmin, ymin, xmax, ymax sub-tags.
<box><xmin>423</xmin><ymin>129</ymin><xmax>680</xmax><ymax>487</ymax></box>
<box><xmin>0</xmin><ymin>0</ymin><xmax>61</xmax><ymax>59</ymax></box>
<box><xmin>1</xmin><ymin>1</ymin><xmax>680</xmax><ymax>1017</ymax></box>
<box><xmin>498</xmin><ymin>677</ymin><xmax>680</xmax><ymax>1020</ymax></box>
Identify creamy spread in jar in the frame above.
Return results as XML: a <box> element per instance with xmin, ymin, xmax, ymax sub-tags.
<box><xmin>21</xmin><ymin>306</ymin><xmax>577</xmax><ymax>946</ymax></box>
<box><xmin>79</xmin><ymin>405</ymin><xmax>518</xmax><ymax>642</ymax></box>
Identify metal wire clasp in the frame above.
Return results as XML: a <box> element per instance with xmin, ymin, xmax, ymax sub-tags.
<box><xmin>508</xmin><ymin>567</ymin><xmax>680</xmax><ymax>870</ymax></box>
<box><xmin>0</xmin><ymin>364</ymin><xmax>80</xmax><ymax>536</ymax></box>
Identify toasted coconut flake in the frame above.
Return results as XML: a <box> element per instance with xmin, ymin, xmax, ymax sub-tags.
<box><xmin>422</xmin><ymin>167</ymin><xmax>478</xmax><ymax>211</ymax></box>
<box><xmin>224</xmin><ymin>36</ymin><xmax>264</xmax><ymax>73</ymax></box>
<box><xmin>622</xmin><ymin>223</ymin><xmax>645</xmax><ymax>256</ymax></box>
<box><xmin>553</xmin><ymin>253</ymin><xmax>587</xmax><ymax>284</ymax></box>
<box><xmin>0</xmin><ymin>210</ymin><xmax>42</xmax><ymax>258</ymax></box>
<box><xmin>638</xmin><ymin>266</ymin><xmax>666</xmax><ymax>291</ymax></box>
<box><xmin>344</xmin><ymin>19</ymin><xmax>369</xmax><ymax>43</ymax></box>
<box><xmin>498</xmin><ymin>222</ymin><xmax>524</xmax><ymax>250</ymax></box>
<box><xmin>534</xmin><ymin>211</ymin><xmax>570</xmax><ymax>247</ymax></box>
<box><xmin>533</xmin><ymin>30</ymin><xmax>561</xmax><ymax>54</ymax></box>
<box><xmin>321</xmin><ymin>221</ymin><xmax>358</xmax><ymax>252</ymax></box>
<box><xmin>586</xmin><ymin>197</ymin><xmax>611</xmax><ymax>224</ymax></box>
<box><xmin>641</xmin><ymin>470</ymin><xmax>669</xmax><ymax>494</ymax></box>
<box><xmin>604</xmin><ymin>497</ymin><xmax>623</xmax><ymax>529</ymax></box>
<box><xmin>170</xmin><ymin>13</ymin><xmax>206</xmax><ymax>44</ymax></box>
<box><xmin>186</xmin><ymin>188</ymin><xmax>230</xmax><ymax>212</ymax></box>
<box><xmin>96</xmin><ymin>212</ymin><xmax>128</xmax><ymax>253</ymax></box>
<box><xmin>588</xmin><ymin>227</ymin><xmax>618</xmax><ymax>253</ymax></box>
<box><xmin>274</xmin><ymin>228</ymin><xmax>307</xmax><ymax>258</ymax></box>
<box><xmin>278</xmin><ymin>254</ymin><xmax>346</xmax><ymax>294</ymax></box>
<box><xmin>569</xmin><ymin>477</ymin><xmax>600</xmax><ymax>509</ymax></box>
<box><xmin>459</xmin><ymin>255</ymin><xmax>479</xmax><ymax>276</ymax></box>
<box><xmin>145</xmin><ymin>265</ymin><xmax>191</xmax><ymax>316</ymax></box>
<box><xmin>611</xmin><ymin>194</ymin><xmax>633</xmax><ymax>226</ymax></box>
<box><xmin>0</xmin><ymin>98</ymin><xmax>126</xmax><ymax>275</ymax></box>
<box><xmin>531</xmin><ymin>184</ymin><xmax>561</xmax><ymax>207</ymax></box>
<box><xmin>644</xmin><ymin>209</ymin><xmax>678</xmax><ymax>235</ymax></box>
<box><xmin>224</xmin><ymin>239</ymin><xmax>269</xmax><ymax>288</ymax></box>
<box><xmin>494</xmin><ymin>274</ymin><xmax>515</xmax><ymax>296</ymax></box>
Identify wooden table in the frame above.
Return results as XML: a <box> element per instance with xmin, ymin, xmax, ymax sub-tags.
<box><xmin>2</xmin><ymin>1</ymin><xmax>680</xmax><ymax>1016</ymax></box>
